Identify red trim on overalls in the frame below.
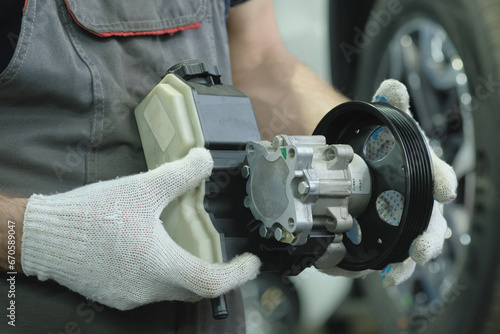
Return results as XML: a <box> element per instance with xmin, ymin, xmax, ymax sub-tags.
<box><xmin>63</xmin><ymin>0</ymin><xmax>201</xmax><ymax>37</ymax></box>
<box><xmin>23</xmin><ymin>0</ymin><xmax>28</xmax><ymax>12</ymax></box>
<box><xmin>95</xmin><ymin>23</ymin><xmax>201</xmax><ymax>37</ymax></box>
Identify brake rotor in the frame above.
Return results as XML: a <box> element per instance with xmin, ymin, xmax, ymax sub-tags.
<box><xmin>314</xmin><ymin>101</ymin><xmax>434</xmax><ymax>270</ymax></box>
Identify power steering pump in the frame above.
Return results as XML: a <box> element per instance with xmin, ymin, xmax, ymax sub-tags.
<box><xmin>243</xmin><ymin>135</ymin><xmax>371</xmax><ymax>262</ymax></box>
<box><xmin>134</xmin><ymin>61</ymin><xmax>434</xmax><ymax>318</ymax></box>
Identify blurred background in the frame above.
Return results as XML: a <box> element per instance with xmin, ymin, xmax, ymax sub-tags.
<box><xmin>241</xmin><ymin>0</ymin><xmax>500</xmax><ymax>333</ymax></box>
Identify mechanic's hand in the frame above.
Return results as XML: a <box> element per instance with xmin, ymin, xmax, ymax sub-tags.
<box><xmin>317</xmin><ymin>79</ymin><xmax>457</xmax><ymax>286</ymax></box>
<box><xmin>21</xmin><ymin>148</ymin><xmax>261</xmax><ymax>310</ymax></box>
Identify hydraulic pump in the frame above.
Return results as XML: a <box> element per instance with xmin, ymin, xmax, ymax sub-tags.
<box><xmin>134</xmin><ymin>61</ymin><xmax>434</xmax><ymax>318</ymax></box>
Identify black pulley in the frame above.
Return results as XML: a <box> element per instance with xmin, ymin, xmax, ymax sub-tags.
<box><xmin>314</xmin><ymin>101</ymin><xmax>434</xmax><ymax>271</ymax></box>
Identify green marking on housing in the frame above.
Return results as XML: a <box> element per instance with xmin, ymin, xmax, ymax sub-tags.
<box><xmin>281</xmin><ymin>147</ymin><xmax>287</xmax><ymax>160</ymax></box>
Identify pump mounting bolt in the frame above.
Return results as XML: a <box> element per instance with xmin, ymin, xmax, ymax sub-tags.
<box><xmin>259</xmin><ymin>225</ymin><xmax>273</xmax><ymax>239</ymax></box>
<box><xmin>298</xmin><ymin>181</ymin><xmax>310</xmax><ymax>195</ymax></box>
<box><xmin>241</xmin><ymin>165</ymin><xmax>250</xmax><ymax>179</ymax></box>
<box><xmin>274</xmin><ymin>227</ymin><xmax>285</xmax><ymax>241</ymax></box>
<box><xmin>272</xmin><ymin>135</ymin><xmax>284</xmax><ymax>149</ymax></box>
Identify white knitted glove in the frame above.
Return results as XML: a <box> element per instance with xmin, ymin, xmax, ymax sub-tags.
<box><xmin>318</xmin><ymin>79</ymin><xmax>457</xmax><ymax>286</ymax></box>
<box><xmin>21</xmin><ymin>148</ymin><xmax>261</xmax><ymax>311</ymax></box>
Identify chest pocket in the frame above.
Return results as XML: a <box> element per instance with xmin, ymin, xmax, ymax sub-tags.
<box><xmin>64</xmin><ymin>0</ymin><xmax>208</xmax><ymax>37</ymax></box>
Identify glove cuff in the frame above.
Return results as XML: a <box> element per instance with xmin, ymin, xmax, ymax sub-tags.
<box><xmin>21</xmin><ymin>194</ymin><xmax>86</xmax><ymax>285</ymax></box>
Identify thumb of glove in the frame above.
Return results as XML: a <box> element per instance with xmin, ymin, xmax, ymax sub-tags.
<box><xmin>143</xmin><ymin>147</ymin><xmax>214</xmax><ymax>215</ymax></box>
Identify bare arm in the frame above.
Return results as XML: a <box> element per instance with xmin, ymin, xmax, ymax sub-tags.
<box><xmin>227</xmin><ymin>0</ymin><xmax>348</xmax><ymax>139</ymax></box>
<box><xmin>0</xmin><ymin>194</ymin><xmax>26</xmax><ymax>273</ymax></box>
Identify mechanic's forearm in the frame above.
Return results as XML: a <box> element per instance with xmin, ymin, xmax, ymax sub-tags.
<box><xmin>0</xmin><ymin>194</ymin><xmax>27</xmax><ymax>273</ymax></box>
<box><xmin>227</xmin><ymin>0</ymin><xmax>348</xmax><ymax>138</ymax></box>
<box><xmin>232</xmin><ymin>49</ymin><xmax>349</xmax><ymax>138</ymax></box>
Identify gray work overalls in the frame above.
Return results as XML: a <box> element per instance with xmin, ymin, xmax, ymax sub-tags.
<box><xmin>0</xmin><ymin>0</ymin><xmax>246</xmax><ymax>332</ymax></box>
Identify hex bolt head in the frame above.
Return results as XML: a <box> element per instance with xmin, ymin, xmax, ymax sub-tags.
<box><xmin>272</xmin><ymin>135</ymin><xmax>284</xmax><ymax>149</ymax></box>
<box><xmin>274</xmin><ymin>227</ymin><xmax>285</xmax><ymax>241</ymax></box>
<box><xmin>241</xmin><ymin>165</ymin><xmax>250</xmax><ymax>179</ymax></box>
<box><xmin>298</xmin><ymin>180</ymin><xmax>310</xmax><ymax>195</ymax></box>
<box><xmin>259</xmin><ymin>225</ymin><xmax>273</xmax><ymax>239</ymax></box>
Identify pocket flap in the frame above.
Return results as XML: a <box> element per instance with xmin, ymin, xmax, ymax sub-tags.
<box><xmin>64</xmin><ymin>0</ymin><xmax>207</xmax><ymax>37</ymax></box>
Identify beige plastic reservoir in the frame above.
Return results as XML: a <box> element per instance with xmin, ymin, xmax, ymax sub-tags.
<box><xmin>134</xmin><ymin>73</ymin><xmax>223</xmax><ymax>264</ymax></box>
